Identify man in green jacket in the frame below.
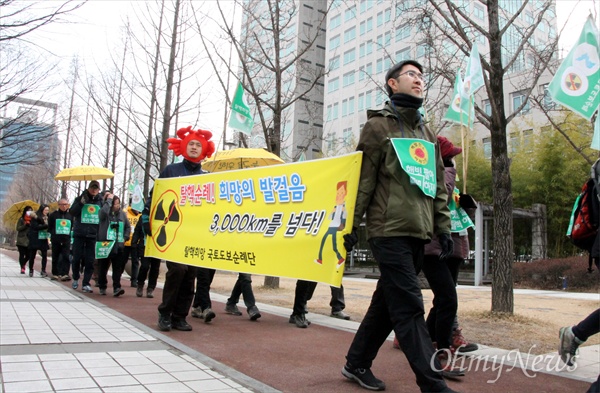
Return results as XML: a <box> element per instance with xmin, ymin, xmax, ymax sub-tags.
<box><xmin>341</xmin><ymin>60</ymin><xmax>456</xmax><ymax>393</ymax></box>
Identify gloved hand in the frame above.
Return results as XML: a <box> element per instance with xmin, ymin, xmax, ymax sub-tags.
<box><xmin>80</xmin><ymin>193</ymin><xmax>90</xmax><ymax>205</ymax></box>
<box><xmin>438</xmin><ymin>233</ymin><xmax>454</xmax><ymax>261</ymax></box>
<box><xmin>459</xmin><ymin>193</ymin><xmax>477</xmax><ymax>209</ymax></box>
<box><xmin>142</xmin><ymin>214</ymin><xmax>151</xmax><ymax>237</ymax></box>
<box><xmin>110</xmin><ymin>222</ymin><xmax>119</xmax><ymax>230</ymax></box>
<box><xmin>343</xmin><ymin>227</ymin><xmax>358</xmax><ymax>252</ymax></box>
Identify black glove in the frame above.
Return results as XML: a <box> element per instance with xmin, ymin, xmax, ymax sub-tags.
<box><xmin>438</xmin><ymin>233</ymin><xmax>454</xmax><ymax>261</ymax></box>
<box><xmin>343</xmin><ymin>227</ymin><xmax>358</xmax><ymax>252</ymax></box>
<box><xmin>459</xmin><ymin>193</ymin><xmax>477</xmax><ymax>209</ymax></box>
<box><xmin>80</xmin><ymin>193</ymin><xmax>90</xmax><ymax>205</ymax></box>
<box><xmin>110</xmin><ymin>222</ymin><xmax>119</xmax><ymax>230</ymax></box>
<box><xmin>443</xmin><ymin>159</ymin><xmax>454</xmax><ymax>167</ymax></box>
<box><xmin>142</xmin><ymin>214</ymin><xmax>151</xmax><ymax>236</ymax></box>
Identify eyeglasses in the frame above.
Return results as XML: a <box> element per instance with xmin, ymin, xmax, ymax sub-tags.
<box><xmin>397</xmin><ymin>70</ymin><xmax>426</xmax><ymax>83</ymax></box>
<box><xmin>59</xmin><ymin>203</ymin><xmax>69</xmax><ymax>206</ymax></box>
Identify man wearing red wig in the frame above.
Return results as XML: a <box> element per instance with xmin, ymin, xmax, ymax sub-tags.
<box><xmin>142</xmin><ymin>126</ymin><xmax>215</xmax><ymax>332</ymax></box>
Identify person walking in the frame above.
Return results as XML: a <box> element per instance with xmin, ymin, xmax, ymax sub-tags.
<box><xmin>191</xmin><ymin>267</ymin><xmax>217</xmax><ymax>323</ymax></box>
<box><xmin>289</xmin><ymin>280</ymin><xmax>349</xmax><ymax>328</ymax></box>
<box><xmin>27</xmin><ymin>204</ymin><xmax>50</xmax><ymax>277</ymax></box>
<box><xmin>142</xmin><ymin>126</ymin><xmax>215</xmax><ymax>332</ymax></box>
<box><xmin>132</xmin><ymin>218</ymin><xmax>159</xmax><ymax>298</ymax></box>
<box><xmin>70</xmin><ymin>180</ymin><xmax>103</xmax><ymax>293</ymax></box>
<box><xmin>15</xmin><ymin>206</ymin><xmax>33</xmax><ymax>274</ymax></box>
<box><xmin>48</xmin><ymin>198</ymin><xmax>73</xmax><ymax>281</ymax></box>
<box><xmin>96</xmin><ymin>194</ymin><xmax>131</xmax><ymax>297</ymax></box>
<box><xmin>224</xmin><ymin>273</ymin><xmax>261</xmax><ymax>321</ymax></box>
<box><xmin>341</xmin><ymin>60</ymin><xmax>456</xmax><ymax>393</ymax></box>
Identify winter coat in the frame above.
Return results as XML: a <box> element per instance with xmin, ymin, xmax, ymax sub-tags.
<box><xmin>27</xmin><ymin>212</ymin><xmax>49</xmax><ymax>251</ymax></box>
<box><xmin>70</xmin><ymin>190</ymin><xmax>102</xmax><ymax>238</ymax></box>
<box><xmin>16</xmin><ymin>217</ymin><xmax>30</xmax><ymax>247</ymax></box>
<box><xmin>96</xmin><ymin>198</ymin><xmax>131</xmax><ymax>252</ymax></box>
<box><xmin>48</xmin><ymin>209</ymin><xmax>72</xmax><ymax>246</ymax></box>
<box><xmin>352</xmin><ymin>102</ymin><xmax>450</xmax><ymax>241</ymax></box>
<box><xmin>124</xmin><ymin>206</ymin><xmax>141</xmax><ymax>247</ymax></box>
<box><xmin>131</xmin><ymin>218</ymin><xmax>145</xmax><ymax>256</ymax></box>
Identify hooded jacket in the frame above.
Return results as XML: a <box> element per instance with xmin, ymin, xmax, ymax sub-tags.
<box><xmin>70</xmin><ymin>190</ymin><xmax>103</xmax><ymax>238</ymax></box>
<box><xmin>353</xmin><ymin>102</ymin><xmax>451</xmax><ymax>241</ymax></box>
<box><xmin>16</xmin><ymin>216</ymin><xmax>30</xmax><ymax>247</ymax></box>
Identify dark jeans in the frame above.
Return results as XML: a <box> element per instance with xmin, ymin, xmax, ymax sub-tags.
<box><xmin>51</xmin><ymin>241</ymin><xmax>71</xmax><ymax>276</ymax></box>
<box><xmin>346</xmin><ymin>237</ymin><xmax>446</xmax><ymax>393</ymax></box>
<box><xmin>421</xmin><ymin>255</ymin><xmax>460</xmax><ymax>349</ymax></box>
<box><xmin>72</xmin><ymin>236</ymin><xmax>95</xmax><ymax>287</ymax></box>
<box><xmin>123</xmin><ymin>246</ymin><xmax>138</xmax><ymax>283</ymax></box>
<box><xmin>28</xmin><ymin>248</ymin><xmax>47</xmax><ymax>272</ymax></box>
<box><xmin>292</xmin><ymin>280</ymin><xmax>346</xmax><ymax>315</ymax></box>
<box><xmin>573</xmin><ymin>309</ymin><xmax>600</xmax><ymax>341</ymax></box>
<box><xmin>17</xmin><ymin>245</ymin><xmax>28</xmax><ymax>268</ymax></box>
<box><xmin>138</xmin><ymin>255</ymin><xmax>160</xmax><ymax>290</ymax></box>
<box><xmin>158</xmin><ymin>262</ymin><xmax>197</xmax><ymax>320</ymax></box>
<box><xmin>193</xmin><ymin>268</ymin><xmax>216</xmax><ymax>310</ymax></box>
<box><xmin>97</xmin><ymin>248</ymin><xmax>126</xmax><ymax>290</ymax></box>
<box><xmin>227</xmin><ymin>273</ymin><xmax>256</xmax><ymax>310</ymax></box>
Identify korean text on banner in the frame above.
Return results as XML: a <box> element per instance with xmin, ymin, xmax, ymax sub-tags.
<box><xmin>548</xmin><ymin>16</ymin><xmax>600</xmax><ymax>120</ymax></box>
<box><xmin>228</xmin><ymin>82</ymin><xmax>255</xmax><ymax>135</ymax></box>
<box><xmin>144</xmin><ymin>152</ymin><xmax>363</xmax><ymax>287</ymax></box>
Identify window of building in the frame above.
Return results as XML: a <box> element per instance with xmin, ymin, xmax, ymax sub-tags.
<box><xmin>416</xmin><ymin>43</ymin><xmax>431</xmax><ymax>58</ymax></box>
<box><xmin>342</xmin><ymin>99</ymin><xmax>348</xmax><ymax>117</ymax></box>
<box><xmin>512</xmin><ymin>90</ymin><xmax>530</xmax><ymax>115</ymax></box>
<box><xmin>344</xmin><ymin>26</ymin><xmax>356</xmax><ymax>43</ymax></box>
<box><xmin>366</xmin><ymin>17</ymin><xmax>373</xmax><ymax>32</ymax></box>
<box><xmin>483</xmin><ymin>137</ymin><xmax>491</xmax><ymax>159</ymax></box>
<box><xmin>384</xmin><ymin>31</ymin><xmax>392</xmax><ymax>46</ymax></box>
<box><xmin>343</xmin><ymin>48</ymin><xmax>356</xmax><ymax>65</ymax></box>
<box><xmin>343</xmin><ymin>71</ymin><xmax>355</xmax><ymax>87</ymax></box>
<box><xmin>483</xmin><ymin>99</ymin><xmax>492</xmax><ymax>116</ymax></box>
<box><xmin>376</xmin><ymin>90</ymin><xmax>386</xmax><ymax>106</ymax></box>
<box><xmin>365</xmin><ymin>62</ymin><xmax>372</xmax><ymax>78</ymax></box>
<box><xmin>376</xmin><ymin>58</ymin><xmax>383</xmax><ymax>74</ymax></box>
<box><xmin>359</xmin><ymin>65</ymin><xmax>365</xmax><ymax>81</ymax></box>
<box><xmin>396</xmin><ymin>47</ymin><xmax>411</xmax><ymax>62</ymax></box>
<box><xmin>348</xmin><ymin>96</ymin><xmax>355</xmax><ymax>115</ymax></box>
<box><xmin>377</xmin><ymin>11</ymin><xmax>383</xmax><ymax>27</ymax></box>
<box><xmin>329</xmin><ymin>55</ymin><xmax>340</xmax><ymax>70</ymax></box>
<box><xmin>327</xmin><ymin>133</ymin><xmax>335</xmax><ymax>150</ymax></box>
<box><xmin>359</xmin><ymin>43</ymin><xmax>366</xmax><ymax>57</ymax></box>
<box><xmin>510</xmin><ymin>131</ymin><xmax>520</xmax><ymax>153</ymax></box>
<box><xmin>365</xmin><ymin>90</ymin><xmax>372</xmax><ymax>109</ymax></box>
<box><xmin>330</xmin><ymin>14</ymin><xmax>341</xmax><ymax>29</ymax></box>
<box><xmin>396</xmin><ymin>24</ymin><xmax>411</xmax><ymax>42</ymax></box>
<box><xmin>360</xmin><ymin>21</ymin><xmax>366</xmax><ymax>36</ymax></box>
<box><xmin>332</xmin><ymin>102</ymin><xmax>339</xmax><ymax>119</ymax></box>
<box><xmin>540</xmin><ymin>83</ymin><xmax>556</xmax><ymax>110</ymax></box>
<box><xmin>366</xmin><ymin>40</ymin><xmax>373</xmax><ymax>55</ymax></box>
<box><xmin>358</xmin><ymin>93</ymin><xmax>365</xmax><ymax>111</ymax></box>
<box><xmin>345</xmin><ymin>5</ymin><xmax>356</xmax><ymax>21</ymax></box>
<box><xmin>329</xmin><ymin>35</ymin><xmax>340</xmax><ymax>50</ymax></box>
<box><xmin>343</xmin><ymin>127</ymin><xmax>353</xmax><ymax>146</ymax></box>
<box><xmin>523</xmin><ymin>129</ymin><xmax>534</xmax><ymax>151</ymax></box>
<box><xmin>384</xmin><ymin>8</ymin><xmax>391</xmax><ymax>23</ymax></box>
<box><xmin>474</xmin><ymin>4</ymin><xmax>485</xmax><ymax>20</ymax></box>
<box><xmin>328</xmin><ymin>77</ymin><xmax>339</xmax><ymax>92</ymax></box>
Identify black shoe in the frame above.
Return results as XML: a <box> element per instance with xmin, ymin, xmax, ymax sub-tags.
<box><xmin>292</xmin><ymin>314</ymin><xmax>309</xmax><ymax>328</ymax></box>
<box><xmin>342</xmin><ymin>364</ymin><xmax>386</xmax><ymax>391</ymax></box>
<box><xmin>113</xmin><ymin>288</ymin><xmax>125</xmax><ymax>297</ymax></box>
<box><xmin>171</xmin><ymin>318</ymin><xmax>192</xmax><ymax>331</ymax></box>
<box><xmin>202</xmin><ymin>308</ymin><xmax>216</xmax><ymax>323</ymax></box>
<box><xmin>158</xmin><ymin>314</ymin><xmax>172</xmax><ymax>331</ymax></box>
<box><xmin>130</xmin><ymin>280</ymin><xmax>138</xmax><ymax>287</ymax></box>
<box><xmin>289</xmin><ymin>314</ymin><xmax>311</xmax><ymax>326</ymax></box>
<box><xmin>248</xmin><ymin>306</ymin><xmax>261</xmax><ymax>321</ymax></box>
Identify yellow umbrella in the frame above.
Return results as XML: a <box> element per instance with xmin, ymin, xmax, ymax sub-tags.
<box><xmin>202</xmin><ymin>148</ymin><xmax>284</xmax><ymax>172</ymax></box>
<box><xmin>3</xmin><ymin>200</ymin><xmax>40</xmax><ymax>227</ymax></box>
<box><xmin>54</xmin><ymin>165</ymin><xmax>114</xmax><ymax>181</ymax></box>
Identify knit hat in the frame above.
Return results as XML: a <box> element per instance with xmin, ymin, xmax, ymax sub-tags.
<box><xmin>385</xmin><ymin>60</ymin><xmax>423</xmax><ymax>97</ymax></box>
<box><xmin>166</xmin><ymin>126</ymin><xmax>216</xmax><ymax>163</ymax></box>
<box><xmin>437</xmin><ymin>136</ymin><xmax>462</xmax><ymax>160</ymax></box>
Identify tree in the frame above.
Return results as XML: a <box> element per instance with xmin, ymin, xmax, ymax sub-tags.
<box><xmin>414</xmin><ymin>0</ymin><xmax>560</xmax><ymax>313</ymax></box>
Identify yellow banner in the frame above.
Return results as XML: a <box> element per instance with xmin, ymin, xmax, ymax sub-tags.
<box><xmin>145</xmin><ymin>152</ymin><xmax>362</xmax><ymax>287</ymax></box>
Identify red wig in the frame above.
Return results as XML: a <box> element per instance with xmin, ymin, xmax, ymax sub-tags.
<box><xmin>166</xmin><ymin>126</ymin><xmax>216</xmax><ymax>163</ymax></box>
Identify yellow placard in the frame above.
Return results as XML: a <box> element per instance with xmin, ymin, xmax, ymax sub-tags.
<box><xmin>145</xmin><ymin>152</ymin><xmax>362</xmax><ymax>287</ymax></box>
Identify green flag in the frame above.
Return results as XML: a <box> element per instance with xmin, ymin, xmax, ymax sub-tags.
<box><xmin>443</xmin><ymin>71</ymin><xmax>472</xmax><ymax>127</ymax></box>
<box><xmin>228</xmin><ymin>81</ymin><xmax>255</xmax><ymax>135</ymax></box>
<box><xmin>131</xmin><ymin>179</ymin><xmax>145</xmax><ymax>212</ymax></box>
<box><xmin>128</xmin><ymin>166</ymin><xmax>135</xmax><ymax>193</ymax></box>
<box><xmin>548</xmin><ymin>16</ymin><xmax>600</xmax><ymax>120</ymax></box>
<box><xmin>464</xmin><ymin>44</ymin><xmax>484</xmax><ymax>95</ymax></box>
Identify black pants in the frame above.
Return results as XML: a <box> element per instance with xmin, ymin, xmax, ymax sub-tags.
<box><xmin>421</xmin><ymin>255</ymin><xmax>460</xmax><ymax>349</ymax></box>
<box><xmin>138</xmin><ymin>255</ymin><xmax>160</xmax><ymax>290</ymax></box>
<box><xmin>346</xmin><ymin>237</ymin><xmax>446</xmax><ymax>393</ymax></box>
<box><xmin>227</xmin><ymin>273</ymin><xmax>256</xmax><ymax>310</ymax></box>
<box><xmin>28</xmin><ymin>248</ymin><xmax>47</xmax><ymax>272</ymax></box>
<box><xmin>17</xmin><ymin>245</ymin><xmax>28</xmax><ymax>268</ymax></box>
<box><xmin>72</xmin><ymin>236</ymin><xmax>95</xmax><ymax>286</ymax></box>
<box><xmin>292</xmin><ymin>280</ymin><xmax>346</xmax><ymax>316</ymax></box>
<box><xmin>573</xmin><ymin>309</ymin><xmax>600</xmax><ymax>341</ymax></box>
<box><xmin>97</xmin><ymin>248</ymin><xmax>125</xmax><ymax>290</ymax></box>
<box><xmin>51</xmin><ymin>241</ymin><xmax>71</xmax><ymax>277</ymax></box>
<box><xmin>158</xmin><ymin>262</ymin><xmax>197</xmax><ymax>320</ymax></box>
<box><xmin>193</xmin><ymin>267</ymin><xmax>216</xmax><ymax>310</ymax></box>
<box><xmin>123</xmin><ymin>246</ymin><xmax>138</xmax><ymax>284</ymax></box>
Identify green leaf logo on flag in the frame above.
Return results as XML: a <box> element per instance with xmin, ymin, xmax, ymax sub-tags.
<box><xmin>548</xmin><ymin>16</ymin><xmax>600</xmax><ymax>120</ymax></box>
<box><xmin>443</xmin><ymin>70</ymin><xmax>473</xmax><ymax>127</ymax></box>
<box><xmin>464</xmin><ymin>44</ymin><xmax>484</xmax><ymax>95</ymax></box>
<box><xmin>131</xmin><ymin>179</ymin><xmax>145</xmax><ymax>212</ymax></box>
<box><xmin>228</xmin><ymin>82</ymin><xmax>255</xmax><ymax>135</ymax></box>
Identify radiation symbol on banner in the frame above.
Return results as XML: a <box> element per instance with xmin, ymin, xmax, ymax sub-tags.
<box><xmin>409</xmin><ymin>141</ymin><xmax>428</xmax><ymax>165</ymax></box>
<box><xmin>150</xmin><ymin>189</ymin><xmax>183</xmax><ymax>252</ymax></box>
<box><xmin>561</xmin><ymin>66</ymin><xmax>588</xmax><ymax>97</ymax></box>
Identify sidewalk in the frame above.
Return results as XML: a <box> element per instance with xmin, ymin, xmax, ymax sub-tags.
<box><xmin>0</xmin><ymin>250</ymin><xmax>597</xmax><ymax>392</ymax></box>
